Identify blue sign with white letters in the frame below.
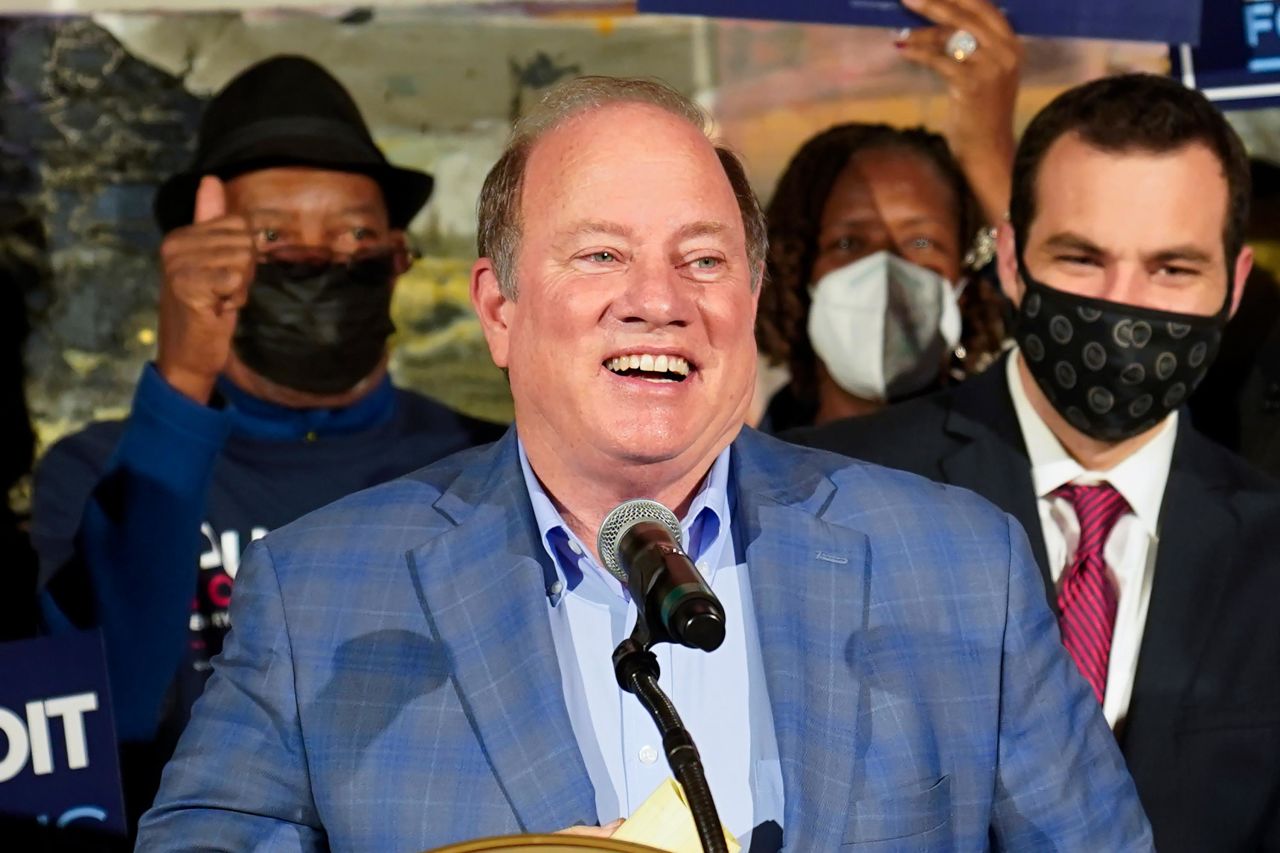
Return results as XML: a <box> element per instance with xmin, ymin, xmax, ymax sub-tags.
<box><xmin>638</xmin><ymin>0</ymin><xmax>1201</xmax><ymax>45</ymax></box>
<box><xmin>1172</xmin><ymin>0</ymin><xmax>1280</xmax><ymax>109</ymax></box>
<box><xmin>0</xmin><ymin>631</ymin><xmax>125</xmax><ymax>836</ymax></box>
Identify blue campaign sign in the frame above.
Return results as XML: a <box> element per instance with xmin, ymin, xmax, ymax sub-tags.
<box><xmin>638</xmin><ymin>0</ymin><xmax>1201</xmax><ymax>45</ymax></box>
<box><xmin>1172</xmin><ymin>0</ymin><xmax>1280</xmax><ymax>109</ymax></box>
<box><xmin>0</xmin><ymin>631</ymin><xmax>125</xmax><ymax>836</ymax></box>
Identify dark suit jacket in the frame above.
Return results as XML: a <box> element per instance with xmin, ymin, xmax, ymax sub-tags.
<box><xmin>1189</xmin><ymin>268</ymin><xmax>1280</xmax><ymax>479</ymax></box>
<box><xmin>791</xmin><ymin>356</ymin><xmax>1280</xmax><ymax>853</ymax></box>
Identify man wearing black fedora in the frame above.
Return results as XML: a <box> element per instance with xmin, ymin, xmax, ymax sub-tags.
<box><xmin>31</xmin><ymin>55</ymin><xmax>503</xmax><ymax>829</ymax></box>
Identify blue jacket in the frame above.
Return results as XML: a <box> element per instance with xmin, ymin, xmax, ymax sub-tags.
<box><xmin>33</xmin><ymin>364</ymin><xmax>503</xmax><ymax>747</ymax></box>
<box><xmin>138</xmin><ymin>428</ymin><xmax>1151</xmax><ymax>851</ymax></box>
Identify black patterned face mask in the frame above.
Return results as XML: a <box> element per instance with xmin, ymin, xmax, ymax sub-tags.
<box><xmin>233</xmin><ymin>252</ymin><xmax>397</xmax><ymax>395</ymax></box>
<box><xmin>1013</xmin><ymin>265</ymin><xmax>1228</xmax><ymax>442</ymax></box>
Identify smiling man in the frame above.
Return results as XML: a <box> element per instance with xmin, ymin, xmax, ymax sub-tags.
<box><xmin>796</xmin><ymin>74</ymin><xmax>1280</xmax><ymax>851</ymax></box>
<box><xmin>138</xmin><ymin>77</ymin><xmax>1150</xmax><ymax>852</ymax></box>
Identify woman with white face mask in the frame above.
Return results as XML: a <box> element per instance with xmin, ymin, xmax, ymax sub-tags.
<box><xmin>755</xmin><ymin>0</ymin><xmax>1020</xmax><ymax>432</ymax></box>
<box><xmin>756</xmin><ymin>124</ymin><xmax>1007</xmax><ymax>432</ymax></box>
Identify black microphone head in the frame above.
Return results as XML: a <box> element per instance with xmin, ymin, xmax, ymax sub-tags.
<box><xmin>672</xmin><ymin>598</ymin><xmax>726</xmax><ymax>652</ymax></box>
<box><xmin>597</xmin><ymin>499</ymin><xmax>682</xmax><ymax>583</ymax></box>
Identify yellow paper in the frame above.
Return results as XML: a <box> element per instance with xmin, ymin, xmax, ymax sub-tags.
<box><xmin>612</xmin><ymin>777</ymin><xmax>741</xmax><ymax>853</ymax></box>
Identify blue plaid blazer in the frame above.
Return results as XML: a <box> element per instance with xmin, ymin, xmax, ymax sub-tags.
<box><xmin>138</xmin><ymin>428</ymin><xmax>1151</xmax><ymax>852</ymax></box>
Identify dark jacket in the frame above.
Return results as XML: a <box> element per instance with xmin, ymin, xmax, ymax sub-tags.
<box><xmin>790</xmin><ymin>355</ymin><xmax>1280</xmax><ymax>853</ymax></box>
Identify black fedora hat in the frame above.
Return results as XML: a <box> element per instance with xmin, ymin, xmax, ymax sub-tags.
<box><xmin>154</xmin><ymin>55</ymin><xmax>433</xmax><ymax>233</ymax></box>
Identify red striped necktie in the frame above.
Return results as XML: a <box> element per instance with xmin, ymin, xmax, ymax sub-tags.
<box><xmin>1052</xmin><ymin>482</ymin><xmax>1130</xmax><ymax>704</ymax></box>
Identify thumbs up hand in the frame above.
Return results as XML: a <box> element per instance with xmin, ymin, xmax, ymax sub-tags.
<box><xmin>156</xmin><ymin>176</ymin><xmax>258</xmax><ymax>404</ymax></box>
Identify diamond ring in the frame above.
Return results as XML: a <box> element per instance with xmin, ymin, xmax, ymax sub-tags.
<box><xmin>945</xmin><ymin>29</ymin><xmax>979</xmax><ymax>63</ymax></box>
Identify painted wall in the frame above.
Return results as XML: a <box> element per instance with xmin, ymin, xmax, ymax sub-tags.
<box><xmin>3</xmin><ymin>8</ymin><xmax>1170</xmax><ymax>496</ymax></box>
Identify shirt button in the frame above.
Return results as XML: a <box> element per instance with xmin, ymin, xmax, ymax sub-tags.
<box><xmin>568</xmin><ymin>540</ymin><xmax>583</xmax><ymax>555</ymax></box>
<box><xmin>549</xmin><ymin>581</ymin><xmax>563</xmax><ymax>596</ymax></box>
<box><xmin>638</xmin><ymin>745</ymin><xmax>658</xmax><ymax>765</ymax></box>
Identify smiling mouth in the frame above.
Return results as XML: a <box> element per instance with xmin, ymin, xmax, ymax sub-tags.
<box><xmin>604</xmin><ymin>353</ymin><xmax>692</xmax><ymax>383</ymax></box>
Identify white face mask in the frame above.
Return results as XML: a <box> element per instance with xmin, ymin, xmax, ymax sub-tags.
<box><xmin>807</xmin><ymin>250</ymin><xmax>962</xmax><ymax>403</ymax></box>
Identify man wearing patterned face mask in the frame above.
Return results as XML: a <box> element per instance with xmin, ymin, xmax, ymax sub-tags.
<box><xmin>31</xmin><ymin>55</ymin><xmax>503</xmax><ymax>834</ymax></box>
<box><xmin>795</xmin><ymin>73</ymin><xmax>1280</xmax><ymax>852</ymax></box>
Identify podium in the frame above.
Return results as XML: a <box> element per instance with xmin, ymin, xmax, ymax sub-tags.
<box><xmin>429</xmin><ymin>835</ymin><xmax>664</xmax><ymax>852</ymax></box>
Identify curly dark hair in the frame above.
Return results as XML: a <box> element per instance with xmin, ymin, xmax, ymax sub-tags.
<box><xmin>756</xmin><ymin>122</ymin><xmax>987</xmax><ymax>402</ymax></box>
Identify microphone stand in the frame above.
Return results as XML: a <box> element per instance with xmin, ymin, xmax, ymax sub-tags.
<box><xmin>612</xmin><ymin>619</ymin><xmax>728</xmax><ymax>853</ymax></box>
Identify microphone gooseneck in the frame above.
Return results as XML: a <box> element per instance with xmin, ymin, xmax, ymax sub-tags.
<box><xmin>597</xmin><ymin>499</ymin><xmax>726</xmax><ymax>653</ymax></box>
<box><xmin>613</xmin><ymin>638</ymin><xmax>730</xmax><ymax>853</ymax></box>
<box><xmin>602</xmin><ymin>499</ymin><xmax>730</xmax><ymax>853</ymax></box>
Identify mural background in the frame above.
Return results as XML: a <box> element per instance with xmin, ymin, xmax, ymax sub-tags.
<box><xmin>0</xmin><ymin>5</ymin><xmax>1206</xmax><ymax>517</ymax></box>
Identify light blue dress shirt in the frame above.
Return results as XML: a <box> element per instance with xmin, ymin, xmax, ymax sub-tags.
<box><xmin>517</xmin><ymin>441</ymin><xmax>784</xmax><ymax>848</ymax></box>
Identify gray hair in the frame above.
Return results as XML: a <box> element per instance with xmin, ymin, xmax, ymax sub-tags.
<box><xmin>476</xmin><ymin>75</ymin><xmax>768</xmax><ymax>299</ymax></box>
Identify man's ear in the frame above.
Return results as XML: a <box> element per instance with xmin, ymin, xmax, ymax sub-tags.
<box><xmin>995</xmin><ymin>222</ymin><xmax>1025</xmax><ymax>308</ymax></box>
<box><xmin>388</xmin><ymin>230</ymin><xmax>412</xmax><ymax>279</ymax></box>
<box><xmin>471</xmin><ymin>257</ymin><xmax>512</xmax><ymax>368</ymax></box>
<box><xmin>1229</xmin><ymin>245</ymin><xmax>1254</xmax><ymax>320</ymax></box>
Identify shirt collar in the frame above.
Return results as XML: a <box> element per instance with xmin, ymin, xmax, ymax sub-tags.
<box><xmin>215</xmin><ymin>374</ymin><xmax>397</xmax><ymax>442</ymax></box>
<box><xmin>1006</xmin><ymin>350</ymin><xmax>1176</xmax><ymax>536</ymax></box>
<box><xmin>517</xmin><ymin>437</ymin><xmax>732</xmax><ymax>598</ymax></box>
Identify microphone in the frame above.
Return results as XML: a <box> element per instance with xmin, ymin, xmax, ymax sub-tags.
<box><xmin>598</xmin><ymin>499</ymin><xmax>726</xmax><ymax>652</ymax></box>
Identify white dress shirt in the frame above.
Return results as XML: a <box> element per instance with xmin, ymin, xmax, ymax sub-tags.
<box><xmin>1006</xmin><ymin>352</ymin><xmax>1177</xmax><ymax>729</ymax></box>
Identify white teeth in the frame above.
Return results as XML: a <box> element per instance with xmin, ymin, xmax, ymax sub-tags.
<box><xmin>605</xmin><ymin>353</ymin><xmax>693</xmax><ymax>378</ymax></box>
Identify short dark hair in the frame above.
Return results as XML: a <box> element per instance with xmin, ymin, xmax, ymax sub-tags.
<box><xmin>1010</xmin><ymin>73</ymin><xmax>1250</xmax><ymax>266</ymax></box>
<box><xmin>756</xmin><ymin>122</ymin><xmax>981</xmax><ymax>397</ymax></box>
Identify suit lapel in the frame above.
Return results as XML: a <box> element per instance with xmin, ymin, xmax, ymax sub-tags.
<box><xmin>406</xmin><ymin>433</ymin><xmax>597</xmax><ymax>833</ymax></box>
<box><xmin>939</xmin><ymin>358</ymin><xmax>1053</xmax><ymax>593</ymax></box>
<box><xmin>734</xmin><ymin>431</ymin><xmax>869</xmax><ymax>851</ymax></box>
<box><xmin>1126</xmin><ymin>429</ymin><xmax>1239</xmax><ymax>750</ymax></box>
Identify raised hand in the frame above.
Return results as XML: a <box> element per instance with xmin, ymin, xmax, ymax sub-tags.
<box><xmin>896</xmin><ymin>0</ymin><xmax>1021</xmax><ymax>226</ymax></box>
<box><xmin>156</xmin><ymin>176</ymin><xmax>258</xmax><ymax>404</ymax></box>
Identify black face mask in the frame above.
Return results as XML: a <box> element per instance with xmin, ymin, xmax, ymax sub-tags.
<box><xmin>1013</xmin><ymin>263</ymin><xmax>1228</xmax><ymax>442</ymax></box>
<box><xmin>233</xmin><ymin>252</ymin><xmax>397</xmax><ymax>395</ymax></box>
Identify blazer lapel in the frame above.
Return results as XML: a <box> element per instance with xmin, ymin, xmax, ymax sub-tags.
<box><xmin>406</xmin><ymin>433</ymin><xmax>597</xmax><ymax>833</ymax></box>
<box><xmin>733</xmin><ymin>431</ymin><xmax>870</xmax><ymax>851</ymax></box>
<box><xmin>939</xmin><ymin>358</ymin><xmax>1053</xmax><ymax>592</ymax></box>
